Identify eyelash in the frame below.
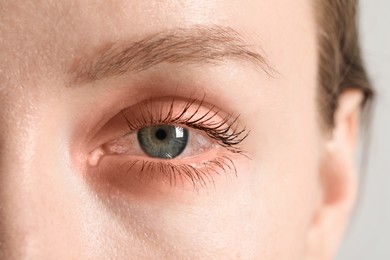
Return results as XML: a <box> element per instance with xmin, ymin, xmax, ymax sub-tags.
<box><xmin>118</xmin><ymin>156</ymin><xmax>238</xmax><ymax>190</ymax></box>
<box><xmin>121</xmin><ymin>96</ymin><xmax>249</xmax><ymax>154</ymax></box>
<box><xmin>113</xmin><ymin>96</ymin><xmax>249</xmax><ymax>190</ymax></box>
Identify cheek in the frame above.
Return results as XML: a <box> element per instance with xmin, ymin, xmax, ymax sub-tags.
<box><xmin>242</xmin><ymin>94</ymin><xmax>322</xmax><ymax>257</ymax></box>
<box><xmin>100</xmin><ymin>163</ymin><xmax>275</xmax><ymax>259</ymax></box>
<box><xmin>233</xmin><ymin>57</ymin><xmax>322</xmax><ymax>258</ymax></box>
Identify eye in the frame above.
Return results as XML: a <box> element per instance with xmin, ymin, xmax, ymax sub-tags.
<box><xmin>98</xmin><ymin>123</ymin><xmax>213</xmax><ymax>159</ymax></box>
<box><xmin>87</xmin><ymin>97</ymin><xmax>249</xmax><ymax>191</ymax></box>
<box><xmin>137</xmin><ymin>125</ymin><xmax>189</xmax><ymax>159</ymax></box>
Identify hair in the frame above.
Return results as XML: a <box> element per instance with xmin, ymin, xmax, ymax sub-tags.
<box><xmin>315</xmin><ymin>0</ymin><xmax>374</xmax><ymax>128</ymax></box>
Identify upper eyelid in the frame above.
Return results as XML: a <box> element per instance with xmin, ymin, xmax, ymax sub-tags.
<box><xmin>122</xmin><ymin>96</ymin><xmax>224</xmax><ymax>130</ymax></box>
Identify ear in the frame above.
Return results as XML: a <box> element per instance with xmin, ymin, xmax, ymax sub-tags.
<box><xmin>305</xmin><ymin>89</ymin><xmax>364</xmax><ymax>260</ymax></box>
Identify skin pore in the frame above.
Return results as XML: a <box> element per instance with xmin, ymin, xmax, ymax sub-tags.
<box><xmin>0</xmin><ymin>0</ymin><xmax>363</xmax><ymax>259</ymax></box>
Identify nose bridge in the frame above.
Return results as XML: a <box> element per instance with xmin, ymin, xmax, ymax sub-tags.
<box><xmin>0</xmin><ymin>92</ymin><xmax>46</xmax><ymax>257</ymax></box>
<box><xmin>0</xmin><ymin>161</ymin><xmax>38</xmax><ymax>259</ymax></box>
<box><xmin>0</xmin><ymin>88</ymin><xmax>42</xmax><ymax>181</ymax></box>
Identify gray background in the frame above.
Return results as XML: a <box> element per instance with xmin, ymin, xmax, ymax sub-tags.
<box><xmin>337</xmin><ymin>0</ymin><xmax>390</xmax><ymax>259</ymax></box>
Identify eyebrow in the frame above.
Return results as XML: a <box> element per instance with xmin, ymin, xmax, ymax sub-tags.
<box><xmin>70</xmin><ymin>26</ymin><xmax>274</xmax><ymax>84</ymax></box>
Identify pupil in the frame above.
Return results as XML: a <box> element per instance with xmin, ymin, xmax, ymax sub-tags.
<box><xmin>155</xmin><ymin>128</ymin><xmax>167</xmax><ymax>140</ymax></box>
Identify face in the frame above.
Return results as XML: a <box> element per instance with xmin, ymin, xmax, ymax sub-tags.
<box><xmin>0</xmin><ymin>0</ymin><xmax>362</xmax><ymax>259</ymax></box>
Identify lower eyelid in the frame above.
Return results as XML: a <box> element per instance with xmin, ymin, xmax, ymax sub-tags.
<box><xmin>87</xmin><ymin>153</ymin><xmax>238</xmax><ymax>195</ymax></box>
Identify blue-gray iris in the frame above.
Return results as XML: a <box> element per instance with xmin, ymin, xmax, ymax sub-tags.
<box><xmin>137</xmin><ymin>125</ymin><xmax>189</xmax><ymax>159</ymax></box>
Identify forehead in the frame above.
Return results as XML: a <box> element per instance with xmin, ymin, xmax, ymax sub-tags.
<box><xmin>0</xmin><ymin>0</ymin><xmax>316</xmax><ymax>90</ymax></box>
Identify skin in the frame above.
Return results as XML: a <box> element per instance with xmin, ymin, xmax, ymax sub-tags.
<box><xmin>0</xmin><ymin>0</ymin><xmax>363</xmax><ymax>259</ymax></box>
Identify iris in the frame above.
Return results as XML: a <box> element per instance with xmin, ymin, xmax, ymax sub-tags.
<box><xmin>137</xmin><ymin>125</ymin><xmax>189</xmax><ymax>159</ymax></box>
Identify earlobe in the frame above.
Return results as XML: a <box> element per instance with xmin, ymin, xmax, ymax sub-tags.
<box><xmin>305</xmin><ymin>89</ymin><xmax>364</xmax><ymax>259</ymax></box>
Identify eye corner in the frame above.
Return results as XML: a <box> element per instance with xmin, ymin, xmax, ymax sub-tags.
<box><xmin>88</xmin><ymin>147</ymin><xmax>105</xmax><ymax>167</ymax></box>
